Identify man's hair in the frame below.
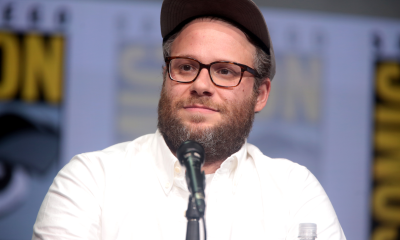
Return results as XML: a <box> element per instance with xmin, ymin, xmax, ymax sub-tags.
<box><xmin>162</xmin><ymin>16</ymin><xmax>271</xmax><ymax>94</ymax></box>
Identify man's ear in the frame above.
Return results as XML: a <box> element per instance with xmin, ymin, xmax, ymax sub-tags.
<box><xmin>162</xmin><ymin>65</ymin><xmax>167</xmax><ymax>84</ymax></box>
<box><xmin>254</xmin><ymin>78</ymin><xmax>271</xmax><ymax>113</ymax></box>
<box><xmin>162</xmin><ymin>65</ymin><xmax>167</xmax><ymax>75</ymax></box>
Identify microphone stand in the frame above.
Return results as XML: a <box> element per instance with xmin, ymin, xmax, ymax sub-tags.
<box><xmin>185</xmin><ymin>195</ymin><xmax>203</xmax><ymax>240</ymax></box>
<box><xmin>177</xmin><ymin>140</ymin><xmax>207</xmax><ymax>240</ymax></box>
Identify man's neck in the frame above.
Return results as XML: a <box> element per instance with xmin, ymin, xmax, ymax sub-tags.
<box><xmin>163</xmin><ymin>136</ymin><xmax>225</xmax><ymax>174</ymax></box>
<box><xmin>202</xmin><ymin>160</ymin><xmax>224</xmax><ymax>174</ymax></box>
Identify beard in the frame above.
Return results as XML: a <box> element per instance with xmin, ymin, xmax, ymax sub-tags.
<box><xmin>157</xmin><ymin>85</ymin><xmax>257</xmax><ymax>164</ymax></box>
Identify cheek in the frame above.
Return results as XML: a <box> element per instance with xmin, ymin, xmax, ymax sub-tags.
<box><xmin>234</xmin><ymin>85</ymin><xmax>252</xmax><ymax>99</ymax></box>
<box><xmin>162</xmin><ymin>85</ymin><xmax>186</xmax><ymax>109</ymax></box>
<box><xmin>166</xmin><ymin>81</ymin><xmax>190</xmax><ymax>97</ymax></box>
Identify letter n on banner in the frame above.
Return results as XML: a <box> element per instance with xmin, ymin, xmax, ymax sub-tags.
<box><xmin>0</xmin><ymin>4</ymin><xmax>67</xmax><ymax>218</ymax></box>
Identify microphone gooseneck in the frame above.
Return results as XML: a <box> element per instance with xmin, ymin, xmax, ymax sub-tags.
<box><xmin>177</xmin><ymin>140</ymin><xmax>206</xmax><ymax>215</ymax></box>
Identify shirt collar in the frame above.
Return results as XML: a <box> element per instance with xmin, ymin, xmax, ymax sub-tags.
<box><xmin>151</xmin><ymin>129</ymin><xmax>248</xmax><ymax>195</ymax></box>
<box><xmin>216</xmin><ymin>140</ymin><xmax>247</xmax><ymax>194</ymax></box>
<box><xmin>151</xmin><ymin>129</ymin><xmax>180</xmax><ymax>195</ymax></box>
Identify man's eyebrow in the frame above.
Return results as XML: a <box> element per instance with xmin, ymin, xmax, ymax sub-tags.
<box><xmin>174</xmin><ymin>54</ymin><xmax>196</xmax><ymax>59</ymax></box>
<box><xmin>172</xmin><ymin>54</ymin><xmax>238</xmax><ymax>63</ymax></box>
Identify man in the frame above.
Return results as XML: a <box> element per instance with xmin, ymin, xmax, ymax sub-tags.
<box><xmin>33</xmin><ymin>0</ymin><xmax>346</xmax><ymax>239</ymax></box>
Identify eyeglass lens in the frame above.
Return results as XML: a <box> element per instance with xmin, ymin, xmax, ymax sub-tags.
<box><xmin>169</xmin><ymin>58</ymin><xmax>242</xmax><ymax>87</ymax></box>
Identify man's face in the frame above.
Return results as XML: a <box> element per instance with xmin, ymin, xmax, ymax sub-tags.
<box><xmin>158</xmin><ymin>19</ymin><xmax>269</xmax><ymax>163</ymax></box>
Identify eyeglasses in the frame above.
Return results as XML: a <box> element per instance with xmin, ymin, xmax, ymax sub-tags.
<box><xmin>165</xmin><ymin>56</ymin><xmax>259</xmax><ymax>88</ymax></box>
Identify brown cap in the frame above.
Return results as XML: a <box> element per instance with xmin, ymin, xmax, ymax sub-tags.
<box><xmin>160</xmin><ymin>0</ymin><xmax>276</xmax><ymax>80</ymax></box>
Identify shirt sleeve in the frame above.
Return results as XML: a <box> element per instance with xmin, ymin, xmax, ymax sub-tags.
<box><xmin>32</xmin><ymin>153</ymin><xmax>105</xmax><ymax>240</ymax></box>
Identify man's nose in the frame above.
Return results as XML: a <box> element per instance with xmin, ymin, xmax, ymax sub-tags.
<box><xmin>189</xmin><ymin>68</ymin><xmax>214</xmax><ymax>96</ymax></box>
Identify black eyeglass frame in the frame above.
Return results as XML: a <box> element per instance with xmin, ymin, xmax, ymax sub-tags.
<box><xmin>165</xmin><ymin>56</ymin><xmax>259</xmax><ymax>88</ymax></box>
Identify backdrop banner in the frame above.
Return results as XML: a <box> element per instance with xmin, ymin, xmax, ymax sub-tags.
<box><xmin>371</xmin><ymin>35</ymin><xmax>400</xmax><ymax>240</ymax></box>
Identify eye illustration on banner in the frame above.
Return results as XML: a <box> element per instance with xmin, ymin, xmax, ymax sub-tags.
<box><xmin>0</xmin><ymin>3</ymin><xmax>67</xmax><ymax>217</ymax></box>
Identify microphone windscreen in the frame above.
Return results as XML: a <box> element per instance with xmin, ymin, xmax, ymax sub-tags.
<box><xmin>176</xmin><ymin>140</ymin><xmax>205</xmax><ymax>165</ymax></box>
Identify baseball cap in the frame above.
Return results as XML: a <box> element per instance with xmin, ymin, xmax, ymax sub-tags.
<box><xmin>160</xmin><ymin>0</ymin><xmax>276</xmax><ymax>80</ymax></box>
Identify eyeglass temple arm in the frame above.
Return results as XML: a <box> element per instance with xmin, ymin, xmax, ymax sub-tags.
<box><xmin>240</xmin><ymin>64</ymin><xmax>259</xmax><ymax>78</ymax></box>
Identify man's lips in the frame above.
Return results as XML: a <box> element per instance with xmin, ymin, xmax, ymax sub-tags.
<box><xmin>183</xmin><ymin>104</ymin><xmax>219</xmax><ymax>113</ymax></box>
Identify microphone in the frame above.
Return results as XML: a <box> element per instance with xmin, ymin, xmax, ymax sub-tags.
<box><xmin>177</xmin><ymin>140</ymin><xmax>206</xmax><ymax>215</ymax></box>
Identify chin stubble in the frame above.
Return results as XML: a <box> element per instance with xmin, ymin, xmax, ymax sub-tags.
<box><xmin>157</xmin><ymin>87</ymin><xmax>257</xmax><ymax>163</ymax></box>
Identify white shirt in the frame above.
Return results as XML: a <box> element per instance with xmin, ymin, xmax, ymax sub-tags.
<box><xmin>33</xmin><ymin>130</ymin><xmax>346</xmax><ymax>240</ymax></box>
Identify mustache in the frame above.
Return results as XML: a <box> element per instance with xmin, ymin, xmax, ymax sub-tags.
<box><xmin>174</xmin><ymin>96</ymin><xmax>228</xmax><ymax>113</ymax></box>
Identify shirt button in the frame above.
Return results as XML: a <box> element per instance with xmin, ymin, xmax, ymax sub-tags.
<box><xmin>174</xmin><ymin>166</ymin><xmax>181</xmax><ymax>175</ymax></box>
<box><xmin>165</xmin><ymin>182</ymin><xmax>171</xmax><ymax>189</ymax></box>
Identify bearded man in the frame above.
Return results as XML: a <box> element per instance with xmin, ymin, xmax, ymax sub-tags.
<box><xmin>33</xmin><ymin>0</ymin><xmax>346</xmax><ymax>239</ymax></box>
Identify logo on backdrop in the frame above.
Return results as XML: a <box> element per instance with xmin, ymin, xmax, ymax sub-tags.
<box><xmin>249</xmin><ymin>28</ymin><xmax>323</xmax><ymax>179</ymax></box>
<box><xmin>371</xmin><ymin>33</ymin><xmax>400</xmax><ymax>240</ymax></box>
<box><xmin>0</xmin><ymin>3</ymin><xmax>67</xmax><ymax>217</ymax></box>
<box><xmin>115</xmin><ymin>14</ymin><xmax>163</xmax><ymax>142</ymax></box>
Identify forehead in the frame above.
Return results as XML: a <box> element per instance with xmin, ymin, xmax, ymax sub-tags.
<box><xmin>183</xmin><ymin>17</ymin><xmax>246</xmax><ymax>37</ymax></box>
<box><xmin>170</xmin><ymin>18</ymin><xmax>255</xmax><ymax>65</ymax></box>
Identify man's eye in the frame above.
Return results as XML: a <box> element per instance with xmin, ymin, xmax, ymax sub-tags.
<box><xmin>217</xmin><ymin>68</ymin><xmax>238</xmax><ymax>76</ymax></box>
<box><xmin>219</xmin><ymin>69</ymin><xmax>230</xmax><ymax>75</ymax></box>
<box><xmin>182</xmin><ymin>65</ymin><xmax>192</xmax><ymax>71</ymax></box>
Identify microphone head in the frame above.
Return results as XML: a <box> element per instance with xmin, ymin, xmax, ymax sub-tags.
<box><xmin>176</xmin><ymin>140</ymin><xmax>205</xmax><ymax>166</ymax></box>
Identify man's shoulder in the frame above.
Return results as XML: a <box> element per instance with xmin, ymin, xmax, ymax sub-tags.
<box><xmin>74</xmin><ymin>133</ymin><xmax>156</xmax><ymax>163</ymax></box>
<box><xmin>246</xmin><ymin>142</ymin><xmax>324</xmax><ymax>207</ymax></box>
<box><xmin>246</xmin><ymin>142</ymin><xmax>313</xmax><ymax>186</ymax></box>
<box><xmin>247</xmin><ymin>143</ymin><xmax>306</xmax><ymax>170</ymax></box>
<box><xmin>101</xmin><ymin>133</ymin><xmax>154</xmax><ymax>155</ymax></box>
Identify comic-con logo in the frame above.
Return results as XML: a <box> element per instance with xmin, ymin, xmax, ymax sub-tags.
<box><xmin>0</xmin><ymin>3</ymin><xmax>67</xmax><ymax>217</ymax></box>
<box><xmin>371</xmin><ymin>33</ymin><xmax>400</xmax><ymax>240</ymax></box>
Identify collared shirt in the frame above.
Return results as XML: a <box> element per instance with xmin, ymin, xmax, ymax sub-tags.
<box><xmin>33</xmin><ymin>130</ymin><xmax>346</xmax><ymax>240</ymax></box>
